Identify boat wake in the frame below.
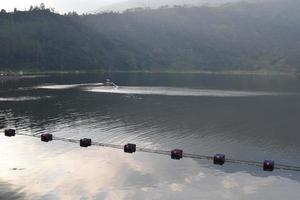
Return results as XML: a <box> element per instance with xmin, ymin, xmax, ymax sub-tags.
<box><xmin>35</xmin><ymin>83</ymin><xmax>104</xmax><ymax>90</ymax></box>
<box><xmin>82</xmin><ymin>86</ymin><xmax>289</xmax><ymax>97</ymax></box>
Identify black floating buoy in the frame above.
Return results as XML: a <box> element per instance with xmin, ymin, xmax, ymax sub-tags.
<box><xmin>214</xmin><ymin>154</ymin><xmax>225</xmax><ymax>165</ymax></box>
<box><xmin>41</xmin><ymin>134</ymin><xmax>53</xmax><ymax>142</ymax></box>
<box><xmin>80</xmin><ymin>138</ymin><xmax>92</xmax><ymax>147</ymax></box>
<box><xmin>124</xmin><ymin>143</ymin><xmax>136</xmax><ymax>153</ymax></box>
<box><xmin>263</xmin><ymin>160</ymin><xmax>274</xmax><ymax>171</ymax></box>
<box><xmin>171</xmin><ymin>149</ymin><xmax>183</xmax><ymax>160</ymax></box>
<box><xmin>4</xmin><ymin>129</ymin><xmax>16</xmax><ymax>137</ymax></box>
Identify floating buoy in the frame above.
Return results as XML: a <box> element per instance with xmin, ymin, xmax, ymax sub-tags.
<box><xmin>171</xmin><ymin>149</ymin><xmax>183</xmax><ymax>160</ymax></box>
<box><xmin>80</xmin><ymin>138</ymin><xmax>92</xmax><ymax>147</ymax></box>
<box><xmin>124</xmin><ymin>143</ymin><xmax>136</xmax><ymax>153</ymax></box>
<box><xmin>4</xmin><ymin>129</ymin><xmax>16</xmax><ymax>137</ymax></box>
<box><xmin>214</xmin><ymin>154</ymin><xmax>225</xmax><ymax>165</ymax></box>
<box><xmin>41</xmin><ymin>134</ymin><xmax>53</xmax><ymax>142</ymax></box>
<box><xmin>263</xmin><ymin>160</ymin><xmax>274</xmax><ymax>171</ymax></box>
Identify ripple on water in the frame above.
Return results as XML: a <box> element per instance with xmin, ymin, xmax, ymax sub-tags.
<box><xmin>0</xmin><ymin>96</ymin><xmax>52</xmax><ymax>102</ymax></box>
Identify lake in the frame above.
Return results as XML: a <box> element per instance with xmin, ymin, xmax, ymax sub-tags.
<box><xmin>1</xmin><ymin>72</ymin><xmax>300</xmax><ymax>200</ymax></box>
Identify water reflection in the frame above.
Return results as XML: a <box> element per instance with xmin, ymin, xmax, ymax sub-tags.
<box><xmin>1</xmin><ymin>136</ymin><xmax>300</xmax><ymax>200</ymax></box>
<box><xmin>1</xmin><ymin>73</ymin><xmax>300</xmax><ymax>199</ymax></box>
<box><xmin>0</xmin><ymin>181</ymin><xmax>24</xmax><ymax>200</ymax></box>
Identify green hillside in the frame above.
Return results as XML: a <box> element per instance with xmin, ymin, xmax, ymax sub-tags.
<box><xmin>0</xmin><ymin>0</ymin><xmax>300</xmax><ymax>72</ymax></box>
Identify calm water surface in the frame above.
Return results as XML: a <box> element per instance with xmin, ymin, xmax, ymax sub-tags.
<box><xmin>0</xmin><ymin>73</ymin><xmax>300</xmax><ymax>200</ymax></box>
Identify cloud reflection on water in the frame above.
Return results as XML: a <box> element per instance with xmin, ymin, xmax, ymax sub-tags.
<box><xmin>0</xmin><ymin>135</ymin><xmax>300</xmax><ymax>200</ymax></box>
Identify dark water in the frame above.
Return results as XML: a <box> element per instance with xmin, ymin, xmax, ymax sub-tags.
<box><xmin>1</xmin><ymin>73</ymin><xmax>300</xmax><ymax>200</ymax></box>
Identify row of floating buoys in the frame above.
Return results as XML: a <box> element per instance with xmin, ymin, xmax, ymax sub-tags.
<box><xmin>3</xmin><ymin>129</ymin><xmax>276</xmax><ymax>171</ymax></box>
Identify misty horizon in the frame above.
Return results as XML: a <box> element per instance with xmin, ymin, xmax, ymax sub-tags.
<box><xmin>1</xmin><ymin>0</ymin><xmax>257</xmax><ymax>14</ymax></box>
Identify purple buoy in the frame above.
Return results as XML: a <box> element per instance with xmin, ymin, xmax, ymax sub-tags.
<box><xmin>171</xmin><ymin>149</ymin><xmax>183</xmax><ymax>160</ymax></box>
<box><xmin>41</xmin><ymin>134</ymin><xmax>53</xmax><ymax>142</ymax></box>
<box><xmin>80</xmin><ymin>138</ymin><xmax>92</xmax><ymax>147</ymax></box>
<box><xmin>124</xmin><ymin>143</ymin><xmax>136</xmax><ymax>153</ymax></box>
<box><xmin>4</xmin><ymin>129</ymin><xmax>16</xmax><ymax>137</ymax></box>
<box><xmin>214</xmin><ymin>154</ymin><xmax>225</xmax><ymax>165</ymax></box>
<box><xmin>263</xmin><ymin>160</ymin><xmax>274</xmax><ymax>171</ymax></box>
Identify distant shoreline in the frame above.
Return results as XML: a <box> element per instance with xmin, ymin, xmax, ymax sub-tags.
<box><xmin>2</xmin><ymin>70</ymin><xmax>298</xmax><ymax>77</ymax></box>
<box><xmin>107</xmin><ymin>70</ymin><xmax>300</xmax><ymax>76</ymax></box>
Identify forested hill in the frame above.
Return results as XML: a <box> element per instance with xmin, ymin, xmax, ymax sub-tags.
<box><xmin>1</xmin><ymin>0</ymin><xmax>300</xmax><ymax>72</ymax></box>
<box><xmin>97</xmin><ymin>0</ymin><xmax>242</xmax><ymax>12</ymax></box>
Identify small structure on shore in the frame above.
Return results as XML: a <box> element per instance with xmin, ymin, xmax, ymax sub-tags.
<box><xmin>0</xmin><ymin>72</ymin><xmax>21</xmax><ymax>81</ymax></box>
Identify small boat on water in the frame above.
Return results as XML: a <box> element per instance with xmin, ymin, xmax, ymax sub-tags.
<box><xmin>104</xmin><ymin>79</ymin><xmax>118</xmax><ymax>88</ymax></box>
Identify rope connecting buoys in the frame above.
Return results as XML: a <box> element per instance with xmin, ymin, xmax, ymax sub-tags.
<box><xmin>3</xmin><ymin>129</ymin><xmax>300</xmax><ymax>172</ymax></box>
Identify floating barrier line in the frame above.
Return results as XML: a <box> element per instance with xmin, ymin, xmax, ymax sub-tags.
<box><xmin>11</xmin><ymin>133</ymin><xmax>300</xmax><ymax>172</ymax></box>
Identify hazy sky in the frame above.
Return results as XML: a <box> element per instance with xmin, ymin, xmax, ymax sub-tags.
<box><xmin>0</xmin><ymin>0</ymin><xmax>127</xmax><ymax>13</ymax></box>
